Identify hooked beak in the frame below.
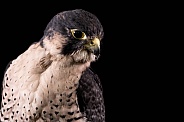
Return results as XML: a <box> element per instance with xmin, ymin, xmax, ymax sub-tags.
<box><xmin>84</xmin><ymin>37</ymin><xmax>100</xmax><ymax>57</ymax></box>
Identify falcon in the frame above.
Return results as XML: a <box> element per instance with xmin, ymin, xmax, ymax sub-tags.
<box><xmin>0</xmin><ymin>9</ymin><xmax>105</xmax><ymax>122</ymax></box>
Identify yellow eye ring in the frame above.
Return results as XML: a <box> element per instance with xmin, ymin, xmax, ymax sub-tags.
<box><xmin>71</xmin><ymin>29</ymin><xmax>87</xmax><ymax>40</ymax></box>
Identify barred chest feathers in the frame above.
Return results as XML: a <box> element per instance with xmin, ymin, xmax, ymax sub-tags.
<box><xmin>5</xmin><ymin>42</ymin><xmax>90</xmax><ymax>121</ymax></box>
<box><xmin>32</xmin><ymin>43</ymin><xmax>90</xmax><ymax>121</ymax></box>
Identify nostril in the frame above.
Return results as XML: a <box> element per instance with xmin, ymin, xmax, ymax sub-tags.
<box><xmin>90</xmin><ymin>41</ymin><xmax>94</xmax><ymax>45</ymax></box>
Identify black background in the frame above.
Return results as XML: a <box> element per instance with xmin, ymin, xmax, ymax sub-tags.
<box><xmin>0</xmin><ymin>1</ymin><xmax>165</xmax><ymax>122</ymax></box>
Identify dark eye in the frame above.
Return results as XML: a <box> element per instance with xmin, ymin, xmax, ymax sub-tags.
<box><xmin>71</xmin><ymin>29</ymin><xmax>86</xmax><ymax>40</ymax></box>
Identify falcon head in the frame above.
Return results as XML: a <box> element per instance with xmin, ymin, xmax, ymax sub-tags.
<box><xmin>41</xmin><ymin>9</ymin><xmax>104</xmax><ymax>63</ymax></box>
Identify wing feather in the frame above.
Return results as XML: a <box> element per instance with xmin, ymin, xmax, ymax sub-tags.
<box><xmin>77</xmin><ymin>67</ymin><xmax>105</xmax><ymax>122</ymax></box>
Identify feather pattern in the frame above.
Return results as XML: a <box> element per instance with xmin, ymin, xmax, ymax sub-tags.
<box><xmin>0</xmin><ymin>9</ymin><xmax>105</xmax><ymax>122</ymax></box>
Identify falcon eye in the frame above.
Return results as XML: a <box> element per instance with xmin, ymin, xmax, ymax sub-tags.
<box><xmin>71</xmin><ymin>29</ymin><xmax>87</xmax><ymax>40</ymax></box>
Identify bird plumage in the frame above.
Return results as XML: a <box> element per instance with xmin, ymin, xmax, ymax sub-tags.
<box><xmin>0</xmin><ymin>9</ymin><xmax>105</xmax><ymax>122</ymax></box>
<box><xmin>77</xmin><ymin>68</ymin><xmax>105</xmax><ymax>122</ymax></box>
